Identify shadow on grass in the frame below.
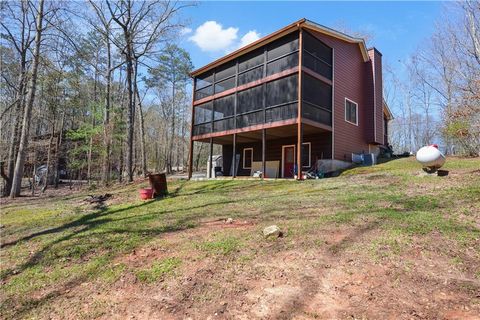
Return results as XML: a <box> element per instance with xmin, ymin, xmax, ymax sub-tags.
<box><xmin>0</xmin><ymin>200</ymin><xmax>154</xmax><ymax>249</ymax></box>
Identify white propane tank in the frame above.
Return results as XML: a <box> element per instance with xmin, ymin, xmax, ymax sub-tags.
<box><xmin>416</xmin><ymin>144</ymin><xmax>446</xmax><ymax>173</ymax></box>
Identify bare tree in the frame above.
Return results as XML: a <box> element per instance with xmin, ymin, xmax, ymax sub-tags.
<box><xmin>105</xmin><ymin>0</ymin><xmax>187</xmax><ymax>182</ymax></box>
<box><xmin>10</xmin><ymin>0</ymin><xmax>46</xmax><ymax>198</ymax></box>
<box><xmin>0</xmin><ymin>0</ymin><xmax>36</xmax><ymax>195</ymax></box>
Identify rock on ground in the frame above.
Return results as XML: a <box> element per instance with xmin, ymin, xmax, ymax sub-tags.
<box><xmin>263</xmin><ymin>225</ymin><xmax>282</xmax><ymax>238</ymax></box>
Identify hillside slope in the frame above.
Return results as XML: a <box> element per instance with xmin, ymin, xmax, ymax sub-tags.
<box><xmin>1</xmin><ymin>157</ymin><xmax>479</xmax><ymax>319</ymax></box>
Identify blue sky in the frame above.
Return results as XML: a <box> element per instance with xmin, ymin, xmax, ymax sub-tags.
<box><xmin>178</xmin><ymin>1</ymin><xmax>443</xmax><ymax>71</ymax></box>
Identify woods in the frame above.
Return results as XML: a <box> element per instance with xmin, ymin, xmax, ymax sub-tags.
<box><xmin>1</xmin><ymin>0</ymin><xmax>194</xmax><ymax>197</ymax></box>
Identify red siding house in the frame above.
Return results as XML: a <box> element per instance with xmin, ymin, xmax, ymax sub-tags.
<box><xmin>188</xmin><ymin>19</ymin><xmax>393</xmax><ymax>179</ymax></box>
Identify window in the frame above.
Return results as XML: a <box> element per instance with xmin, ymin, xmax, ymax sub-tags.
<box><xmin>345</xmin><ymin>99</ymin><xmax>358</xmax><ymax>125</ymax></box>
<box><xmin>302</xmin><ymin>142</ymin><xmax>311</xmax><ymax>168</ymax></box>
<box><xmin>243</xmin><ymin>148</ymin><xmax>253</xmax><ymax>169</ymax></box>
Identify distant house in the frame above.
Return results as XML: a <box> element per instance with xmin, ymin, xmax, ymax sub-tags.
<box><xmin>187</xmin><ymin>18</ymin><xmax>393</xmax><ymax>179</ymax></box>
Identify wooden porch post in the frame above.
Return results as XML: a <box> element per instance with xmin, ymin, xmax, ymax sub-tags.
<box><xmin>209</xmin><ymin>137</ymin><xmax>213</xmax><ymax>178</ymax></box>
<box><xmin>296</xmin><ymin>27</ymin><xmax>304</xmax><ymax>180</ymax></box>
<box><xmin>232</xmin><ymin>133</ymin><xmax>237</xmax><ymax>178</ymax></box>
<box><xmin>262</xmin><ymin>129</ymin><xmax>266</xmax><ymax>179</ymax></box>
<box><xmin>188</xmin><ymin>139</ymin><xmax>194</xmax><ymax>179</ymax></box>
<box><xmin>188</xmin><ymin>77</ymin><xmax>196</xmax><ymax>180</ymax></box>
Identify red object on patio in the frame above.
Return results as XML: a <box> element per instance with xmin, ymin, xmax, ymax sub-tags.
<box><xmin>139</xmin><ymin>188</ymin><xmax>153</xmax><ymax>200</ymax></box>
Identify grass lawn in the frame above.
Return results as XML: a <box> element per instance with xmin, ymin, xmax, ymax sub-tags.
<box><xmin>1</xmin><ymin>157</ymin><xmax>479</xmax><ymax>319</ymax></box>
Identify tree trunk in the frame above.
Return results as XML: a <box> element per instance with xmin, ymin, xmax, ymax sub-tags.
<box><xmin>124</xmin><ymin>25</ymin><xmax>135</xmax><ymax>182</ymax></box>
<box><xmin>168</xmin><ymin>81</ymin><xmax>176</xmax><ymax>174</ymax></box>
<box><xmin>42</xmin><ymin>116</ymin><xmax>56</xmax><ymax>192</ymax></box>
<box><xmin>135</xmin><ymin>85</ymin><xmax>147</xmax><ymax>177</ymax></box>
<box><xmin>10</xmin><ymin>0</ymin><xmax>45</xmax><ymax>198</ymax></box>
<box><xmin>102</xmin><ymin>33</ymin><xmax>112</xmax><ymax>185</ymax></box>
<box><xmin>54</xmin><ymin>111</ymin><xmax>65</xmax><ymax>188</ymax></box>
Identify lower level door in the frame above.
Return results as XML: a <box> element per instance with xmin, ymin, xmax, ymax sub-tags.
<box><xmin>283</xmin><ymin>145</ymin><xmax>295</xmax><ymax>178</ymax></box>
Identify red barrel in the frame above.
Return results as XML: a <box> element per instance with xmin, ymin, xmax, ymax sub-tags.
<box><xmin>139</xmin><ymin>188</ymin><xmax>153</xmax><ymax>200</ymax></box>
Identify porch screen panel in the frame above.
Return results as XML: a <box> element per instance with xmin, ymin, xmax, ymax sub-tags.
<box><xmin>194</xmin><ymin>86</ymin><xmax>213</xmax><ymax>100</ymax></box>
<box><xmin>239</xmin><ymin>48</ymin><xmax>264</xmax><ymax>72</ymax></box>
<box><xmin>303</xmin><ymin>31</ymin><xmax>332</xmax><ymax>80</ymax></box>
<box><xmin>214</xmin><ymin>77</ymin><xmax>235</xmax><ymax>94</ymax></box>
<box><xmin>213</xmin><ymin>94</ymin><xmax>235</xmax><ymax>120</ymax></box>
<box><xmin>266</xmin><ymin>53</ymin><xmax>298</xmax><ymax>76</ymax></box>
<box><xmin>302</xmin><ymin>103</ymin><xmax>332</xmax><ymax>126</ymax></box>
<box><xmin>266</xmin><ymin>74</ymin><xmax>298</xmax><ymax>107</ymax></box>
<box><xmin>266</xmin><ymin>31</ymin><xmax>299</xmax><ymax>76</ymax></box>
<box><xmin>237</xmin><ymin>85</ymin><xmax>263</xmax><ymax>114</ymax></box>
<box><xmin>265</xmin><ymin>103</ymin><xmax>297</xmax><ymax>122</ymax></box>
<box><xmin>238</xmin><ymin>48</ymin><xmax>264</xmax><ymax>86</ymax></box>
<box><xmin>267</xmin><ymin>32</ymin><xmax>299</xmax><ymax>61</ymax></box>
<box><xmin>213</xmin><ymin>117</ymin><xmax>235</xmax><ymax>132</ymax></box>
<box><xmin>194</xmin><ymin>101</ymin><xmax>212</xmax><ymax>124</ymax></box>
<box><xmin>215</xmin><ymin>61</ymin><xmax>236</xmax><ymax>81</ymax></box>
<box><xmin>302</xmin><ymin>73</ymin><xmax>332</xmax><ymax>126</ymax></box>
<box><xmin>193</xmin><ymin>122</ymin><xmax>212</xmax><ymax>136</ymax></box>
<box><xmin>236</xmin><ymin>110</ymin><xmax>264</xmax><ymax>128</ymax></box>
<box><xmin>212</xmin><ymin>94</ymin><xmax>235</xmax><ymax>132</ymax></box>
<box><xmin>303</xmin><ymin>73</ymin><xmax>332</xmax><ymax>110</ymax></box>
<box><xmin>238</xmin><ymin>66</ymin><xmax>264</xmax><ymax>86</ymax></box>
<box><xmin>193</xmin><ymin>101</ymin><xmax>213</xmax><ymax>135</ymax></box>
<box><xmin>194</xmin><ymin>72</ymin><xmax>214</xmax><ymax>100</ymax></box>
<box><xmin>214</xmin><ymin>61</ymin><xmax>236</xmax><ymax>94</ymax></box>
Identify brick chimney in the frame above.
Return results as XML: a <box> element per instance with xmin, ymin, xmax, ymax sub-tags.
<box><xmin>366</xmin><ymin>48</ymin><xmax>384</xmax><ymax>144</ymax></box>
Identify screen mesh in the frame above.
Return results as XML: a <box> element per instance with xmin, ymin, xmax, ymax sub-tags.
<box><xmin>213</xmin><ymin>94</ymin><xmax>235</xmax><ymax>120</ymax></box>
<box><xmin>303</xmin><ymin>73</ymin><xmax>332</xmax><ymax>110</ymax></box>
<box><xmin>194</xmin><ymin>102</ymin><xmax>212</xmax><ymax>124</ymax></box>
<box><xmin>237</xmin><ymin>85</ymin><xmax>263</xmax><ymax>114</ymax></box>
<box><xmin>266</xmin><ymin>74</ymin><xmax>298</xmax><ymax>107</ymax></box>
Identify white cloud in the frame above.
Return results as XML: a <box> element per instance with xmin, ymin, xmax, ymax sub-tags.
<box><xmin>238</xmin><ymin>30</ymin><xmax>261</xmax><ymax>49</ymax></box>
<box><xmin>189</xmin><ymin>21</ymin><xmax>261</xmax><ymax>53</ymax></box>
<box><xmin>180</xmin><ymin>27</ymin><xmax>192</xmax><ymax>35</ymax></box>
<box><xmin>189</xmin><ymin>21</ymin><xmax>238</xmax><ymax>52</ymax></box>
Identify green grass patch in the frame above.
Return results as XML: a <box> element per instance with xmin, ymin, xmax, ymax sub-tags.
<box><xmin>135</xmin><ymin>257</ymin><xmax>181</xmax><ymax>283</ymax></box>
<box><xmin>197</xmin><ymin>236</ymin><xmax>242</xmax><ymax>255</ymax></box>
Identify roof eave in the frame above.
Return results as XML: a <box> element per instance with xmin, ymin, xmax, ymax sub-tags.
<box><xmin>190</xmin><ymin>18</ymin><xmax>371</xmax><ymax>77</ymax></box>
<box><xmin>383</xmin><ymin>99</ymin><xmax>394</xmax><ymax>120</ymax></box>
<box><xmin>302</xmin><ymin>20</ymin><xmax>369</xmax><ymax>62</ymax></box>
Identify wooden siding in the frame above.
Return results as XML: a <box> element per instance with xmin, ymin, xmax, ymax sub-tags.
<box><xmin>372</xmin><ymin>49</ymin><xmax>384</xmax><ymax>144</ymax></box>
<box><xmin>222</xmin><ymin>133</ymin><xmax>332</xmax><ymax>177</ymax></box>
<box><xmin>308</xmin><ymin>30</ymin><xmax>371</xmax><ymax>160</ymax></box>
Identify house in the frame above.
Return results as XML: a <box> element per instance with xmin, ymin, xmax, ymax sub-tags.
<box><xmin>187</xmin><ymin>18</ymin><xmax>393</xmax><ymax>179</ymax></box>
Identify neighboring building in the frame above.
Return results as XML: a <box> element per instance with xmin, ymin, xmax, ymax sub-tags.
<box><xmin>188</xmin><ymin>18</ymin><xmax>393</xmax><ymax>179</ymax></box>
